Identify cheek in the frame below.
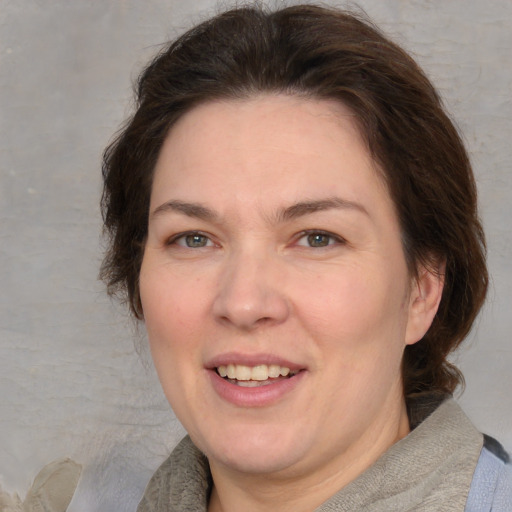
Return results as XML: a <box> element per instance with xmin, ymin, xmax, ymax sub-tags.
<box><xmin>141</xmin><ymin>264</ymin><xmax>209</xmax><ymax>340</ymax></box>
<box><xmin>139</xmin><ymin>274</ymin><xmax>199</xmax><ymax>389</ymax></box>
<box><xmin>297</xmin><ymin>270</ymin><xmax>397</xmax><ymax>333</ymax></box>
<box><xmin>294</xmin><ymin>264</ymin><xmax>410</xmax><ymax>368</ymax></box>
<box><xmin>139</xmin><ymin>267</ymin><xmax>208</xmax><ymax>410</ymax></box>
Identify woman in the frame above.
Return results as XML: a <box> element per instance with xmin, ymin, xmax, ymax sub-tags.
<box><xmin>100</xmin><ymin>4</ymin><xmax>511</xmax><ymax>511</ymax></box>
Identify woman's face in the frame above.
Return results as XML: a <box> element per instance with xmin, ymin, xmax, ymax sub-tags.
<box><xmin>140</xmin><ymin>95</ymin><xmax>440</xmax><ymax>481</ymax></box>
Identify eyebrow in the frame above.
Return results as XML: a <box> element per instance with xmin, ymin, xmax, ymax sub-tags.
<box><xmin>151</xmin><ymin>200</ymin><xmax>218</xmax><ymax>221</ymax></box>
<box><xmin>277</xmin><ymin>197</ymin><xmax>369</xmax><ymax>222</ymax></box>
<box><xmin>150</xmin><ymin>197</ymin><xmax>368</xmax><ymax>223</ymax></box>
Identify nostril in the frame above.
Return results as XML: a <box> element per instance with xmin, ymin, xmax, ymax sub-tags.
<box><xmin>212</xmin><ymin>264</ymin><xmax>290</xmax><ymax>328</ymax></box>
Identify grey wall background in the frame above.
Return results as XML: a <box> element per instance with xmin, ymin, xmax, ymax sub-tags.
<box><xmin>1</xmin><ymin>1</ymin><xmax>510</xmax><ymax>510</ymax></box>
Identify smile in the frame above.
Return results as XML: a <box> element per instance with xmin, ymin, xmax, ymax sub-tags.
<box><xmin>216</xmin><ymin>364</ymin><xmax>299</xmax><ymax>387</ymax></box>
<box><xmin>208</xmin><ymin>360</ymin><xmax>305</xmax><ymax>406</ymax></box>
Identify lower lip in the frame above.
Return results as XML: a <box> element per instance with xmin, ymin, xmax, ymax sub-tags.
<box><xmin>208</xmin><ymin>370</ymin><xmax>305</xmax><ymax>407</ymax></box>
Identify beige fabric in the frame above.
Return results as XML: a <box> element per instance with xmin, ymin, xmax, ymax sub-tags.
<box><xmin>0</xmin><ymin>458</ymin><xmax>82</xmax><ymax>512</ymax></box>
<box><xmin>137</xmin><ymin>398</ymin><xmax>483</xmax><ymax>512</ymax></box>
<box><xmin>317</xmin><ymin>399</ymin><xmax>483</xmax><ymax>511</ymax></box>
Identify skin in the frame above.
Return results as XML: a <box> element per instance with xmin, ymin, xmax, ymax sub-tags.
<box><xmin>139</xmin><ymin>95</ymin><xmax>444</xmax><ymax>512</ymax></box>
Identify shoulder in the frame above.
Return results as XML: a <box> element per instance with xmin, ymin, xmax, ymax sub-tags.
<box><xmin>465</xmin><ymin>435</ymin><xmax>512</xmax><ymax>512</ymax></box>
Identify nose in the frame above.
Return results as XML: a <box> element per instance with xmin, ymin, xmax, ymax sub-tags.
<box><xmin>212</xmin><ymin>249</ymin><xmax>290</xmax><ymax>330</ymax></box>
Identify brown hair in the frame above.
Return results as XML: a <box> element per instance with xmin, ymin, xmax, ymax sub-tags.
<box><xmin>101</xmin><ymin>4</ymin><xmax>488</xmax><ymax>398</ymax></box>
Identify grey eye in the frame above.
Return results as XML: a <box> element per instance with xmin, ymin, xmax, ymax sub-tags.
<box><xmin>307</xmin><ymin>233</ymin><xmax>332</xmax><ymax>247</ymax></box>
<box><xmin>295</xmin><ymin>230</ymin><xmax>344</xmax><ymax>248</ymax></box>
<box><xmin>184</xmin><ymin>234</ymin><xmax>209</xmax><ymax>247</ymax></box>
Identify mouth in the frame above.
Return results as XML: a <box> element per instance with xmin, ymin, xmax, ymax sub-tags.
<box><xmin>216</xmin><ymin>364</ymin><xmax>299</xmax><ymax>387</ymax></box>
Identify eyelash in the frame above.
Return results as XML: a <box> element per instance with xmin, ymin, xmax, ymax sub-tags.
<box><xmin>295</xmin><ymin>230</ymin><xmax>346</xmax><ymax>248</ymax></box>
<box><xmin>166</xmin><ymin>231</ymin><xmax>216</xmax><ymax>248</ymax></box>
<box><xmin>166</xmin><ymin>229</ymin><xmax>345</xmax><ymax>249</ymax></box>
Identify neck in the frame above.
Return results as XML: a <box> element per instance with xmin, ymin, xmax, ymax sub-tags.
<box><xmin>208</xmin><ymin>399</ymin><xmax>410</xmax><ymax>512</ymax></box>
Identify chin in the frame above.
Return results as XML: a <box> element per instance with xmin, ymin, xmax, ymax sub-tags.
<box><xmin>210</xmin><ymin>446</ymin><xmax>304</xmax><ymax>476</ymax></box>
<box><xmin>193</xmin><ymin>422</ymin><xmax>308</xmax><ymax>475</ymax></box>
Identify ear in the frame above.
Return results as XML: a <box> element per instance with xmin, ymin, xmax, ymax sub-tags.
<box><xmin>405</xmin><ymin>260</ymin><xmax>445</xmax><ymax>346</ymax></box>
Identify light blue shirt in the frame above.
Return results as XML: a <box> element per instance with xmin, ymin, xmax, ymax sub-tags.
<box><xmin>465</xmin><ymin>443</ymin><xmax>512</xmax><ymax>511</ymax></box>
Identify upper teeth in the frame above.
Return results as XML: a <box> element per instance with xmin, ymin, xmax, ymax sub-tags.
<box><xmin>217</xmin><ymin>364</ymin><xmax>293</xmax><ymax>381</ymax></box>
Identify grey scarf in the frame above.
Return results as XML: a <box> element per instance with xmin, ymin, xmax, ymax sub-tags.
<box><xmin>138</xmin><ymin>397</ymin><xmax>483</xmax><ymax>512</ymax></box>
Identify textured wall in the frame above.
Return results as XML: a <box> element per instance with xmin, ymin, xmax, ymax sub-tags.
<box><xmin>0</xmin><ymin>1</ymin><xmax>510</xmax><ymax>511</ymax></box>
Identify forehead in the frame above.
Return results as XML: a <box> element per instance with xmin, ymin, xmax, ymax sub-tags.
<box><xmin>151</xmin><ymin>94</ymin><xmax>391</xmax><ymax>216</ymax></box>
<box><xmin>163</xmin><ymin>94</ymin><xmax>365</xmax><ymax>156</ymax></box>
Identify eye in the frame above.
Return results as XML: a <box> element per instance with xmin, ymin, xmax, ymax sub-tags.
<box><xmin>295</xmin><ymin>230</ymin><xmax>344</xmax><ymax>248</ymax></box>
<box><xmin>169</xmin><ymin>232</ymin><xmax>215</xmax><ymax>248</ymax></box>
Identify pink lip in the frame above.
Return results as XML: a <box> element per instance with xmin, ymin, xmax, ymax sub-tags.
<box><xmin>207</xmin><ymin>368</ymin><xmax>306</xmax><ymax>407</ymax></box>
